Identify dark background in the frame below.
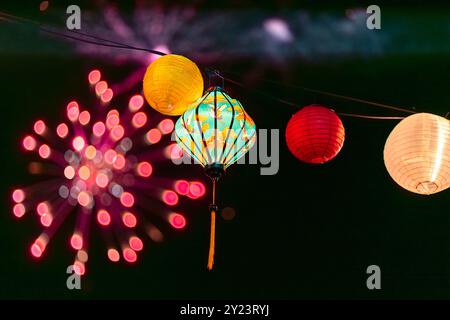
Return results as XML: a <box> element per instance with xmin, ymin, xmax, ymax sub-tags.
<box><xmin>1</xmin><ymin>0</ymin><xmax>450</xmax><ymax>299</ymax></box>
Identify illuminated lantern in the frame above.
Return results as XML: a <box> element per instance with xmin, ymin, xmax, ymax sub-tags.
<box><xmin>384</xmin><ymin>113</ymin><xmax>450</xmax><ymax>195</ymax></box>
<box><xmin>175</xmin><ymin>86</ymin><xmax>257</xmax><ymax>270</ymax></box>
<box><xmin>142</xmin><ymin>54</ymin><xmax>204</xmax><ymax>116</ymax></box>
<box><xmin>285</xmin><ymin>105</ymin><xmax>345</xmax><ymax>164</ymax></box>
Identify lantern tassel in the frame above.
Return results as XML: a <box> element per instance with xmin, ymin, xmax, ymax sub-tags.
<box><xmin>207</xmin><ymin>209</ymin><xmax>215</xmax><ymax>270</ymax></box>
<box><xmin>207</xmin><ymin>179</ymin><xmax>217</xmax><ymax>270</ymax></box>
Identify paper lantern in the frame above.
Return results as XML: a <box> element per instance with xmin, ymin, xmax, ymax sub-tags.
<box><xmin>384</xmin><ymin>113</ymin><xmax>450</xmax><ymax>195</ymax></box>
<box><xmin>175</xmin><ymin>86</ymin><xmax>257</xmax><ymax>270</ymax></box>
<box><xmin>143</xmin><ymin>54</ymin><xmax>204</xmax><ymax>116</ymax></box>
<box><xmin>285</xmin><ymin>105</ymin><xmax>345</xmax><ymax>164</ymax></box>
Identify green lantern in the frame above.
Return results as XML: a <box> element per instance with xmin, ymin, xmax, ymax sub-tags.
<box><xmin>175</xmin><ymin>86</ymin><xmax>256</xmax><ymax>270</ymax></box>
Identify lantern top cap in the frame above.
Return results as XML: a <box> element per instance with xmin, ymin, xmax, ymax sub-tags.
<box><xmin>206</xmin><ymin>86</ymin><xmax>226</xmax><ymax>93</ymax></box>
<box><xmin>301</xmin><ymin>104</ymin><xmax>336</xmax><ymax>113</ymax></box>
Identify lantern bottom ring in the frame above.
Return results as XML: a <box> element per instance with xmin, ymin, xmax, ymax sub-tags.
<box><xmin>416</xmin><ymin>181</ymin><xmax>438</xmax><ymax>194</ymax></box>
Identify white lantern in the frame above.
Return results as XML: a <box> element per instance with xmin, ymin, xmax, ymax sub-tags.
<box><xmin>384</xmin><ymin>113</ymin><xmax>450</xmax><ymax>195</ymax></box>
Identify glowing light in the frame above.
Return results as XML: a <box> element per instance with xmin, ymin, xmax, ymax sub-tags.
<box><xmin>14</xmin><ymin>69</ymin><xmax>205</xmax><ymax>271</ymax></box>
<box><xmin>110</xmin><ymin>125</ymin><xmax>125</xmax><ymax>141</ymax></box>
<box><xmin>189</xmin><ymin>181</ymin><xmax>206</xmax><ymax>198</ymax></box>
<box><xmin>143</xmin><ymin>54</ymin><xmax>203</xmax><ymax>116</ymax></box>
<box><xmin>38</xmin><ymin>144</ymin><xmax>51</xmax><ymax>159</ymax></box>
<box><xmin>95</xmin><ymin>81</ymin><xmax>108</xmax><ymax>96</ymax></box>
<box><xmin>107</xmin><ymin>248</ymin><xmax>120</xmax><ymax>262</ymax></box>
<box><xmin>174</xmin><ymin>180</ymin><xmax>189</xmax><ymax>195</ymax></box>
<box><xmin>106</xmin><ymin>111</ymin><xmax>120</xmax><ymax>129</ymax></box>
<box><xmin>31</xmin><ymin>243</ymin><xmax>43</xmax><ymax>258</ymax></box>
<box><xmin>95</xmin><ymin>172</ymin><xmax>109</xmax><ymax>188</ymax></box>
<box><xmin>146</xmin><ymin>128</ymin><xmax>162</xmax><ymax>144</ymax></box>
<box><xmin>165</xmin><ymin>143</ymin><xmax>183</xmax><ymax>160</ymax></box>
<box><xmin>39</xmin><ymin>1</ymin><xmax>49</xmax><ymax>12</ymax></box>
<box><xmin>73</xmin><ymin>261</ymin><xmax>85</xmax><ymax>276</ymax></box>
<box><xmin>129</xmin><ymin>94</ymin><xmax>144</xmax><ymax>112</ymax></box>
<box><xmin>104</xmin><ymin>149</ymin><xmax>117</xmax><ymax>165</ymax></box>
<box><xmin>23</xmin><ymin>136</ymin><xmax>37</xmax><ymax>151</ymax></box>
<box><xmin>78</xmin><ymin>166</ymin><xmax>91</xmax><ymax>180</ymax></box>
<box><xmin>56</xmin><ymin>123</ymin><xmax>69</xmax><ymax>138</ymax></box>
<box><xmin>37</xmin><ymin>202</ymin><xmax>49</xmax><ymax>216</ymax></box>
<box><xmin>263</xmin><ymin>18</ymin><xmax>294</xmax><ymax>42</ymax></box>
<box><xmin>77</xmin><ymin>191</ymin><xmax>92</xmax><ymax>207</ymax></box>
<box><xmin>88</xmin><ymin>70</ymin><xmax>101</xmax><ymax>85</ymax></box>
<box><xmin>169</xmin><ymin>213</ymin><xmax>186</xmax><ymax>229</ymax></box>
<box><xmin>162</xmin><ymin>190</ymin><xmax>179</xmax><ymax>206</ymax></box>
<box><xmin>113</xmin><ymin>154</ymin><xmax>126</xmax><ymax>170</ymax></box>
<box><xmin>97</xmin><ymin>209</ymin><xmax>111</xmax><ymax>226</ymax></box>
<box><xmin>59</xmin><ymin>185</ymin><xmax>69</xmax><ymax>199</ymax></box>
<box><xmin>122</xmin><ymin>212</ymin><xmax>137</xmax><ymax>228</ymax></box>
<box><xmin>123</xmin><ymin>248</ymin><xmax>137</xmax><ymax>263</ymax></box>
<box><xmin>78</xmin><ymin>111</ymin><xmax>91</xmax><ymax>126</ymax></box>
<box><xmin>148</xmin><ymin>44</ymin><xmax>171</xmax><ymax>63</ymax></box>
<box><xmin>137</xmin><ymin>162</ymin><xmax>152</xmax><ymax>177</ymax></box>
<box><xmin>70</xmin><ymin>234</ymin><xmax>83</xmax><ymax>250</ymax></box>
<box><xmin>12</xmin><ymin>189</ymin><xmax>25</xmax><ymax>203</ymax></box>
<box><xmin>101</xmin><ymin>88</ymin><xmax>114</xmax><ymax>103</ymax></box>
<box><xmin>111</xmin><ymin>184</ymin><xmax>124</xmax><ymax>198</ymax></box>
<box><xmin>64</xmin><ymin>166</ymin><xmax>76</xmax><ymax>179</ymax></box>
<box><xmin>85</xmin><ymin>145</ymin><xmax>97</xmax><ymax>160</ymax></box>
<box><xmin>34</xmin><ymin>120</ymin><xmax>46</xmax><ymax>135</ymax></box>
<box><xmin>119</xmin><ymin>138</ymin><xmax>133</xmax><ymax>152</ymax></box>
<box><xmin>13</xmin><ymin>203</ymin><xmax>26</xmax><ymax>218</ymax></box>
<box><xmin>40</xmin><ymin>213</ymin><xmax>53</xmax><ymax>227</ymax></box>
<box><xmin>72</xmin><ymin>136</ymin><xmax>85</xmax><ymax>151</ymax></box>
<box><xmin>67</xmin><ymin>102</ymin><xmax>80</xmax><ymax>122</ymax></box>
<box><xmin>77</xmin><ymin>250</ymin><xmax>89</xmax><ymax>263</ymax></box>
<box><xmin>129</xmin><ymin>236</ymin><xmax>143</xmax><ymax>251</ymax></box>
<box><xmin>158</xmin><ymin>119</ymin><xmax>174</xmax><ymax>134</ymax></box>
<box><xmin>120</xmin><ymin>192</ymin><xmax>135</xmax><ymax>208</ymax></box>
<box><xmin>132</xmin><ymin>112</ymin><xmax>148</xmax><ymax>128</ymax></box>
<box><xmin>431</xmin><ymin>122</ymin><xmax>447</xmax><ymax>182</ymax></box>
<box><xmin>93</xmin><ymin>121</ymin><xmax>106</xmax><ymax>137</ymax></box>
<box><xmin>384</xmin><ymin>113</ymin><xmax>450</xmax><ymax>195</ymax></box>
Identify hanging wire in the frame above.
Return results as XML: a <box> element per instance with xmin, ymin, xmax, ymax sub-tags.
<box><xmin>0</xmin><ymin>10</ymin><xmax>415</xmax><ymax>120</ymax></box>
<box><xmin>336</xmin><ymin>113</ymin><xmax>405</xmax><ymax>120</ymax></box>
<box><xmin>223</xmin><ymin>75</ymin><xmax>405</xmax><ymax>119</ymax></box>
<box><xmin>0</xmin><ymin>10</ymin><xmax>167</xmax><ymax>56</ymax></box>
<box><xmin>220</xmin><ymin>70</ymin><xmax>418</xmax><ymax>115</ymax></box>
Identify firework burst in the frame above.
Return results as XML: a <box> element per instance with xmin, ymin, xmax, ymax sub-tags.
<box><xmin>12</xmin><ymin>69</ymin><xmax>206</xmax><ymax>275</ymax></box>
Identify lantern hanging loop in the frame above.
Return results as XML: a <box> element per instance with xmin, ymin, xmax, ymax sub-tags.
<box><xmin>205</xmin><ymin>68</ymin><xmax>225</xmax><ymax>88</ymax></box>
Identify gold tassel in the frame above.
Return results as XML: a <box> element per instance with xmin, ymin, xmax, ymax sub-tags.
<box><xmin>207</xmin><ymin>210</ymin><xmax>215</xmax><ymax>270</ymax></box>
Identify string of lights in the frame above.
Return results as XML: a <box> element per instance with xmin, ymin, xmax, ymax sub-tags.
<box><xmin>0</xmin><ymin>10</ymin><xmax>416</xmax><ymax>120</ymax></box>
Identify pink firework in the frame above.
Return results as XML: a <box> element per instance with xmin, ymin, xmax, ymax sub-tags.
<box><xmin>12</xmin><ymin>69</ymin><xmax>206</xmax><ymax>276</ymax></box>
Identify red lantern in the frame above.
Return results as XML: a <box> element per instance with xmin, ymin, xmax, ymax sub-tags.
<box><xmin>285</xmin><ymin>105</ymin><xmax>345</xmax><ymax>164</ymax></box>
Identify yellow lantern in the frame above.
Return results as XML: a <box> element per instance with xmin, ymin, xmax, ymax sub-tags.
<box><xmin>384</xmin><ymin>113</ymin><xmax>450</xmax><ymax>195</ymax></box>
<box><xmin>142</xmin><ymin>54</ymin><xmax>204</xmax><ymax>116</ymax></box>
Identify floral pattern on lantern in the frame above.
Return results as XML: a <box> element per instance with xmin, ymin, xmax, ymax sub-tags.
<box><xmin>174</xmin><ymin>87</ymin><xmax>257</xmax><ymax>168</ymax></box>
